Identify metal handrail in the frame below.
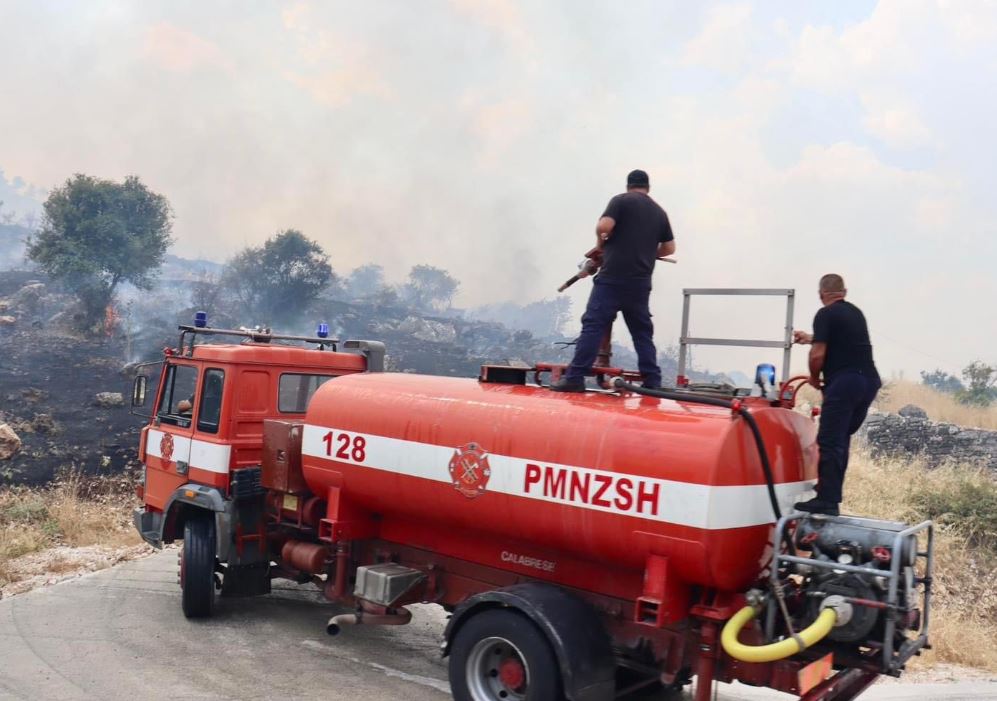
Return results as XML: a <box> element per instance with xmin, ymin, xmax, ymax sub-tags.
<box><xmin>677</xmin><ymin>288</ymin><xmax>795</xmax><ymax>384</ymax></box>
<box><xmin>177</xmin><ymin>324</ymin><xmax>338</xmax><ymax>356</ymax></box>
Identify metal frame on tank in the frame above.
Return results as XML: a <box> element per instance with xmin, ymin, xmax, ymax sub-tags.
<box><xmin>767</xmin><ymin>512</ymin><xmax>935</xmax><ymax>674</ymax></box>
<box><xmin>677</xmin><ymin>288</ymin><xmax>795</xmax><ymax>385</ymax></box>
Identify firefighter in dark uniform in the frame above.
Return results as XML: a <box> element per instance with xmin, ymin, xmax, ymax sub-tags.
<box><xmin>551</xmin><ymin>170</ymin><xmax>675</xmax><ymax>392</ymax></box>
<box><xmin>793</xmin><ymin>274</ymin><xmax>881</xmax><ymax>516</ymax></box>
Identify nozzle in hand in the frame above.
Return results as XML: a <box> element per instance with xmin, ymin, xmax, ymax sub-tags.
<box><xmin>558</xmin><ymin>248</ymin><xmax>604</xmax><ymax>292</ymax></box>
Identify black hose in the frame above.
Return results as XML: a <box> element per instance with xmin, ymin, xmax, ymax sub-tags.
<box><xmin>615</xmin><ymin>383</ymin><xmax>736</xmax><ymax>409</ymax></box>
<box><xmin>612</xmin><ymin>379</ymin><xmax>784</xmax><ymax>523</ymax></box>
<box><xmin>735</xmin><ymin>408</ymin><xmax>782</xmax><ymax>522</ymax></box>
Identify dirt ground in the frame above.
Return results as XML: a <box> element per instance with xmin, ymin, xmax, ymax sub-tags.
<box><xmin>0</xmin><ymin>542</ymin><xmax>150</xmax><ymax>599</ymax></box>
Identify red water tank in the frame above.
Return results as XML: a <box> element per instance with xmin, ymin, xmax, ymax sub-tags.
<box><xmin>300</xmin><ymin>373</ymin><xmax>817</xmax><ymax>596</ymax></box>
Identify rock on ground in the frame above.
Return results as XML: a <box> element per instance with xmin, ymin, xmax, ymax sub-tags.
<box><xmin>395</xmin><ymin>316</ymin><xmax>458</xmax><ymax>344</ymax></box>
<box><xmin>0</xmin><ymin>423</ymin><xmax>21</xmax><ymax>460</ymax></box>
<box><xmin>898</xmin><ymin>404</ymin><xmax>929</xmax><ymax>419</ymax></box>
<box><xmin>30</xmin><ymin>413</ymin><xmax>57</xmax><ymax>434</ymax></box>
<box><xmin>0</xmin><ymin>544</ymin><xmax>152</xmax><ymax>599</ymax></box>
<box><xmin>859</xmin><ymin>410</ymin><xmax>997</xmax><ymax>471</ymax></box>
<box><xmin>7</xmin><ymin>282</ymin><xmax>45</xmax><ymax>313</ymax></box>
<box><xmin>93</xmin><ymin>392</ymin><xmax>125</xmax><ymax>408</ymax></box>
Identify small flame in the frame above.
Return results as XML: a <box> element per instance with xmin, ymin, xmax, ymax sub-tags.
<box><xmin>104</xmin><ymin>304</ymin><xmax>119</xmax><ymax>337</ymax></box>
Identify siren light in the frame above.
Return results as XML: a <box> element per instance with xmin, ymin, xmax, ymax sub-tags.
<box><xmin>754</xmin><ymin>363</ymin><xmax>776</xmax><ymax>397</ymax></box>
<box><xmin>194</xmin><ymin>311</ymin><xmax>208</xmax><ymax>328</ymax></box>
<box><xmin>317</xmin><ymin>322</ymin><xmax>329</xmax><ymax>339</ymax></box>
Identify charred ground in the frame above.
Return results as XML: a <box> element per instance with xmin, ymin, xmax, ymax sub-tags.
<box><xmin>0</xmin><ymin>264</ymin><xmax>726</xmax><ymax>487</ymax></box>
<box><xmin>0</xmin><ymin>272</ymin><xmax>149</xmax><ymax>485</ymax></box>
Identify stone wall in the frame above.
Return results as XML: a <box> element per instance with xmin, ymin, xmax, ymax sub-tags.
<box><xmin>858</xmin><ymin>404</ymin><xmax>997</xmax><ymax>471</ymax></box>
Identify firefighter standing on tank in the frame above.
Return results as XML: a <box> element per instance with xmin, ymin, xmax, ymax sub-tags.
<box><xmin>551</xmin><ymin>170</ymin><xmax>676</xmax><ymax>392</ymax></box>
<box><xmin>793</xmin><ymin>274</ymin><xmax>881</xmax><ymax>516</ymax></box>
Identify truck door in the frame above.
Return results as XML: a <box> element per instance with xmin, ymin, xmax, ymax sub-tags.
<box><xmin>188</xmin><ymin>367</ymin><xmax>231</xmax><ymax>489</ymax></box>
<box><xmin>145</xmin><ymin>362</ymin><xmax>199</xmax><ymax>508</ymax></box>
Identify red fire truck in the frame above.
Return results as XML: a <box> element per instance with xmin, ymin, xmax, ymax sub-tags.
<box><xmin>132</xmin><ymin>309</ymin><xmax>933</xmax><ymax>701</ymax></box>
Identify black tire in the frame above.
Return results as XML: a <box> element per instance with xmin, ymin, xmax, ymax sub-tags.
<box><xmin>181</xmin><ymin>511</ymin><xmax>216</xmax><ymax>618</ymax></box>
<box><xmin>449</xmin><ymin>609</ymin><xmax>562</xmax><ymax>701</ymax></box>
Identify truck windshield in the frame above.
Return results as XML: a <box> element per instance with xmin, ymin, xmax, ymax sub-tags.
<box><xmin>157</xmin><ymin>364</ymin><xmax>198</xmax><ymax>427</ymax></box>
<box><xmin>279</xmin><ymin>373</ymin><xmax>333</xmax><ymax>413</ymax></box>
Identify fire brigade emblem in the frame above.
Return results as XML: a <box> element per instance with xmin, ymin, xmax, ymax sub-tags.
<box><xmin>160</xmin><ymin>433</ymin><xmax>175</xmax><ymax>463</ymax></box>
<box><xmin>448</xmin><ymin>443</ymin><xmax>491</xmax><ymax>498</ymax></box>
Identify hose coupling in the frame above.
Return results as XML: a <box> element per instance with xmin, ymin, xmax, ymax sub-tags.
<box><xmin>820</xmin><ymin>595</ymin><xmax>854</xmax><ymax>628</ymax></box>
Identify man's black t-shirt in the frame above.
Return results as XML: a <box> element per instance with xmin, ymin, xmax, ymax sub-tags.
<box><xmin>598</xmin><ymin>192</ymin><xmax>673</xmax><ymax>280</ymax></box>
<box><xmin>812</xmin><ymin>300</ymin><xmax>879</xmax><ymax>381</ymax></box>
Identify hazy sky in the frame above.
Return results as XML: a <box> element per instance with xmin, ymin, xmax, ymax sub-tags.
<box><xmin>1</xmin><ymin>1</ymin><xmax>994</xmax><ymax>379</ymax></box>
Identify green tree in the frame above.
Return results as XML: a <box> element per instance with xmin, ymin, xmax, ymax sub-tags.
<box><xmin>403</xmin><ymin>264</ymin><xmax>459</xmax><ymax>311</ymax></box>
<box><xmin>26</xmin><ymin>174</ymin><xmax>173</xmax><ymax>330</ymax></box>
<box><xmin>223</xmin><ymin>229</ymin><xmax>333</xmax><ymax>324</ymax></box>
<box><xmin>957</xmin><ymin>361</ymin><xmax>997</xmax><ymax>407</ymax></box>
<box><xmin>346</xmin><ymin>263</ymin><xmax>386</xmax><ymax>298</ymax></box>
<box><xmin>920</xmin><ymin>369</ymin><xmax>964</xmax><ymax>395</ymax></box>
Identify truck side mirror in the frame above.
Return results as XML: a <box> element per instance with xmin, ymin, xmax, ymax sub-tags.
<box><xmin>132</xmin><ymin>375</ymin><xmax>148</xmax><ymax>408</ymax></box>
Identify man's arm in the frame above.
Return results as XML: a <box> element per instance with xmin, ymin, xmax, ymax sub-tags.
<box><xmin>596</xmin><ymin>216</ymin><xmax>615</xmax><ymax>248</ymax></box>
<box><xmin>597</xmin><ymin>195</ymin><xmax>622</xmax><ymax>248</ymax></box>
<box><xmin>808</xmin><ymin>342</ymin><xmax>827</xmax><ymax>388</ymax></box>
<box><xmin>656</xmin><ymin>209</ymin><xmax>675</xmax><ymax>258</ymax></box>
<box><xmin>806</xmin><ymin>307</ymin><xmax>830</xmax><ymax>388</ymax></box>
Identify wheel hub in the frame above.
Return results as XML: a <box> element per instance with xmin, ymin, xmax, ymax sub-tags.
<box><xmin>498</xmin><ymin>658</ymin><xmax>526</xmax><ymax>690</ymax></box>
<box><xmin>466</xmin><ymin>636</ymin><xmax>529</xmax><ymax>700</ymax></box>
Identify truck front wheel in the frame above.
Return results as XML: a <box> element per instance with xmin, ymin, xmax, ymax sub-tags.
<box><xmin>449</xmin><ymin>609</ymin><xmax>562</xmax><ymax>701</ymax></box>
<box><xmin>180</xmin><ymin>511</ymin><xmax>216</xmax><ymax>618</ymax></box>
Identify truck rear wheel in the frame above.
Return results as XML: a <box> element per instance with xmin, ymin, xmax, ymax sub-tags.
<box><xmin>449</xmin><ymin>609</ymin><xmax>562</xmax><ymax>701</ymax></box>
<box><xmin>180</xmin><ymin>511</ymin><xmax>216</xmax><ymax>618</ymax></box>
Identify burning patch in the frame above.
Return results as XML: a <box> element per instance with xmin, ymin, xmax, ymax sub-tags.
<box><xmin>448</xmin><ymin>442</ymin><xmax>491</xmax><ymax>498</ymax></box>
<box><xmin>160</xmin><ymin>433</ymin><xmax>175</xmax><ymax>463</ymax></box>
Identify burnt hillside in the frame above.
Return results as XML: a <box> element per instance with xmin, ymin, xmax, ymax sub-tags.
<box><xmin>0</xmin><ymin>325</ymin><xmax>141</xmax><ymax>486</ymax></box>
<box><xmin>0</xmin><ymin>268</ymin><xmax>724</xmax><ymax>487</ymax></box>
<box><xmin>0</xmin><ymin>270</ymin><xmax>576</xmax><ymax>486</ymax></box>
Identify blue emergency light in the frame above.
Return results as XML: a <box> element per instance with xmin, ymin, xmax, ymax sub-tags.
<box><xmin>317</xmin><ymin>322</ymin><xmax>329</xmax><ymax>339</ymax></box>
<box><xmin>755</xmin><ymin>363</ymin><xmax>776</xmax><ymax>389</ymax></box>
<box><xmin>194</xmin><ymin>311</ymin><xmax>208</xmax><ymax>328</ymax></box>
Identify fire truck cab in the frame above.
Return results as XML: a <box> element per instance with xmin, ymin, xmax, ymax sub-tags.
<box><xmin>132</xmin><ymin>322</ymin><xmax>384</xmax><ymax>611</ymax></box>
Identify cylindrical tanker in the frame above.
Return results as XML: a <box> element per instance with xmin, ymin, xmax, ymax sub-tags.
<box><xmin>300</xmin><ymin>373</ymin><xmax>818</xmax><ymax>596</ymax></box>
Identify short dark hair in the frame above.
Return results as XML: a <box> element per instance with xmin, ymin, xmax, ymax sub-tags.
<box><xmin>819</xmin><ymin>274</ymin><xmax>846</xmax><ymax>294</ymax></box>
<box><xmin>627</xmin><ymin>169</ymin><xmax>650</xmax><ymax>189</ymax></box>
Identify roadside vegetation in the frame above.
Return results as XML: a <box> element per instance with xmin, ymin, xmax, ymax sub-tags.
<box><xmin>844</xmin><ymin>451</ymin><xmax>997</xmax><ymax>671</ymax></box>
<box><xmin>797</xmin><ymin>378</ymin><xmax>997</xmax><ymax>430</ymax></box>
<box><xmin>0</xmin><ymin>470</ymin><xmax>143</xmax><ymax>590</ymax></box>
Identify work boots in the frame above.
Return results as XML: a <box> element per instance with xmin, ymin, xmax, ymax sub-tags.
<box><xmin>794</xmin><ymin>498</ymin><xmax>840</xmax><ymax>516</ymax></box>
<box><xmin>549</xmin><ymin>377</ymin><xmax>586</xmax><ymax>393</ymax></box>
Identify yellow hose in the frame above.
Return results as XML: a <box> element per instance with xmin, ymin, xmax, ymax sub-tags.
<box><xmin>721</xmin><ymin>605</ymin><xmax>838</xmax><ymax>663</ymax></box>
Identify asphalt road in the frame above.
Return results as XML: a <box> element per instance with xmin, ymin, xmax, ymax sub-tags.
<box><xmin>1</xmin><ymin>549</ymin><xmax>995</xmax><ymax>701</ymax></box>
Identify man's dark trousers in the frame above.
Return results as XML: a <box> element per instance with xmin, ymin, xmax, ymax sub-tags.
<box><xmin>816</xmin><ymin>371</ymin><xmax>881</xmax><ymax>504</ymax></box>
<box><xmin>565</xmin><ymin>277</ymin><xmax>661</xmax><ymax>386</ymax></box>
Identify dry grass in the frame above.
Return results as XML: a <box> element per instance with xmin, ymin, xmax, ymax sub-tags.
<box><xmin>843</xmin><ymin>452</ymin><xmax>997</xmax><ymax>671</ymax></box>
<box><xmin>875</xmin><ymin>380</ymin><xmax>997</xmax><ymax>430</ymax></box>
<box><xmin>793</xmin><ymin>379</ymin><xmax>997</xmax><ymax>430</ymax></box>
<box><xmin>0</xmin><ymin>471</ymin><xmax>141</xmax><ymax>587</ymax></box>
